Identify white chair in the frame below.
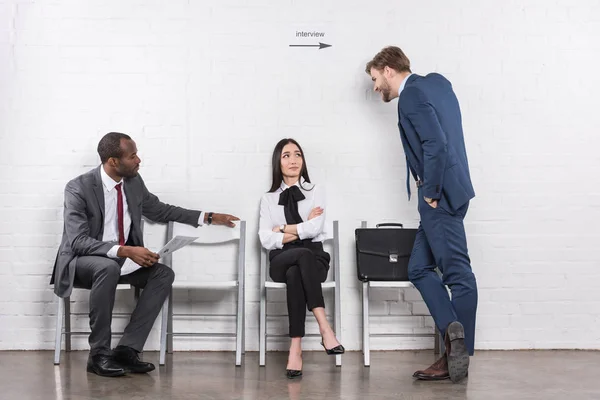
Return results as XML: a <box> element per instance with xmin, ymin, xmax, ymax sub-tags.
<box><xmin>53</xmin><ymin>284</ymin><xmax>137</xmax><ymax>364</ymax></box>
<box><xmin>159</xmin><ymin>220</ymin><xmax>246</xmax><ymax>366</ymax></box>
<box><xmin>360</xmin><ymin>221</ymin><xmax>442</xmax><ymax>367</ymax></box>
<box><xmin>53</xmin><ymin>217</ymin><xmax>150</xmax><ymax>365</ymax></box>
<box><xmin>259</xmin><ymin>220</ymin><xmax>342</xmax><ymax>367</ymax></box>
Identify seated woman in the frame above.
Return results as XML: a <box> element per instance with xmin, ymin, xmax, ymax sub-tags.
<box><xmin>259</xmin><ymin>138</ymin><xmax>344</xmax><ymax>379</ymax></box>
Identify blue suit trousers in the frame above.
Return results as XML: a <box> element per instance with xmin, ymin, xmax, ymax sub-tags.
<box><xmin>408</xmin><ymin>188</ymin><xmax>478</xmax><ymax>355</ymax></box>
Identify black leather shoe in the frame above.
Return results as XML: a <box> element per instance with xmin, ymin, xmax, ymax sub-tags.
<box><xmin>112</xmin><ymin>345</ymin><xmax>155</xmax><ymax>374</ymax></box>
<box><xmin>87</xmin><ymin>354</ymin><xmax>126</xmax><ymax>377</ymax></box>
<box><xmin>320</xmin><ymin>337</ymin><xmax>345</xmax><ymax>355</ymax></box>
<box><xmin>286</xmin><ymin>369</ymin><xmax>303</xmax><ymax>379</ymax></box>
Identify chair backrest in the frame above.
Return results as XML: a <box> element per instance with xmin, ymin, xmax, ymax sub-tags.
<box><xmin>260</xmin><ymin>220</ymin><xmax>340</xmax><ymax>285</ymax></box>
<box><xmin>169</xmin><ymin>221</ymin><xmax>243</xmax><ymax>244</ymax></box>
<box><xmin>164</xmin><ymin>221</ymin><xmax>247</xmax><ymax>282</ymax></box>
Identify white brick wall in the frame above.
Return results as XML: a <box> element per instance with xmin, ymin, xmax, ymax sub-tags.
<box><xmin>1</xmin><ymin>0</ymin><xmax>600</xmax><ymax>351</ymax></box>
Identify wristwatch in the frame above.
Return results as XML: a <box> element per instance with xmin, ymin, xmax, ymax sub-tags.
<box><xmin>279</xmin><ymin>224</ymin><xmax>286</xmax><ymax>233</ymax></box>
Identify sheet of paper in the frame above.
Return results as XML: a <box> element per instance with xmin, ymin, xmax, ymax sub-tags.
<box><xmin>120</xmin><ymin>258</ymin><xmax>142</xmax><ymax>276</ymax></box>
<box><xmin>157</xmin><ymin>235</ymin><xmax>199</xmax><ymax>257</ymax></box>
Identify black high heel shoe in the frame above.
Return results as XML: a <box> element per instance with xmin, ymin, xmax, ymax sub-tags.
<box><xmin>320</xmin><ymin>337</ymin><xmax>345</xmax><ymax>355</ymax></box>
<box><xmin>286</xmin><ymin>369</ymin><xmax>303</xmax><ymax>379</ymax></box>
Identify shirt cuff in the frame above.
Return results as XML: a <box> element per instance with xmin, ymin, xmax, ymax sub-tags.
<box><xmin>296</xmin><ymin>223</ymin><xmax>306</xmax><ymax>240</ymax></box>
<box><xmin>275</xmin><ymin>232</ymin><xmax>284</xmax><ymax>249</ymax></box>
<box><xmin>107</xmin><ymin>245</ymin><xmax>121</xmax><ymax>259</ymax></box>
<box><xmin>198</xmin><ymin>211</ymin><xmax>205</xmax><ymax>226</ymax></box>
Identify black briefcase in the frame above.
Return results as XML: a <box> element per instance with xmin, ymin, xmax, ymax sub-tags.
<box><xmin>355</xmin><ymin>223</ymin><xmax>417</xmax><ymax>282</ymax></box>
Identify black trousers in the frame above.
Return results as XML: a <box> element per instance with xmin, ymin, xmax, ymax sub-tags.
<box><xmin>74</xmin><ymin>257</ymin><xmax>175</xmax><ymax>356</ymax></box>
<box><xmin>269</xmin><ymin>243</ymin><xmax>330</xmax><ymax>338</ymax></box>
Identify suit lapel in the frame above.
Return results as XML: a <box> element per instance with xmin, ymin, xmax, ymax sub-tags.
<box><xmin>397</xmin><ymin>102</ymin><xmax>419</xmax><ymax>180</ymax></box>
<box><xmin>397</xmin><ymin>105</ymin><xmax>418</xmax><ymax>162</ymax></box>
<box><xmin>123</xmin><ymin>178</ymin><xmax>141</xmax><ymax>243</ymax></box>
<box><xmin>92</xmin><ymin>166</ymin><xmax>105</xmax><ymax>221</ymax></box>
<box><xmin>397</xmin><ymin>74</ymin><xmax>423</xmax><ymax>172</ymax></box>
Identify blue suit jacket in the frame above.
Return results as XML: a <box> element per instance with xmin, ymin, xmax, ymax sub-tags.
<box><xmin>398</xmin><ymin>73</ymin><xmax>475</xmax><ymax>213</ymax></box>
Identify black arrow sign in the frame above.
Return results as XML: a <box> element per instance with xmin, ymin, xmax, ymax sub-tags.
<box><xmin>289</xmin><ymin>42</ymin><xmax>332</xmax><ymax>50</ymax></box>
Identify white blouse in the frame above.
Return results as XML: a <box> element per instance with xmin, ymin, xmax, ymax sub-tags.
<box><xmin>259</xmin><ymin>179</ymin><xmax>326</xmax><ymax>250</ymax></box>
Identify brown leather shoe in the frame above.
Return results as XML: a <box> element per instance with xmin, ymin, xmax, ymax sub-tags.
<box><xmin>412</xmin><ymin>355</ymin><xmax>450</xmax><ymax>380</ymax></box>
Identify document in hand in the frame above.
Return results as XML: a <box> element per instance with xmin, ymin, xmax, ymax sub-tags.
<box><xmin>157</xmin><ymin>235</ymin><xmax>199</xmax><ymax>257</ymax></box>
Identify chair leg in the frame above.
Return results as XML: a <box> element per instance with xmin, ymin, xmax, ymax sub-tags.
<box><xmin>242</xmin><ymin>283</ymin><xmax>246</xmax><ymax>356</ymax></box>
<box><xmin>363</xmin><ymin>282</ymin><xmax>370</xmax><ymax>367</ymax></box>
<box><xmin>259</xmin><ymin>288</ymin><xmax>266</xmax><ymax>367</ymax></box>
<box><xmin>167</xmin><ymin>288</ymin><xmax>174</xmax><ymax>354</ymax></box>
<box><xmin>235</xmin><ymin>283</ymin><xmax>243</xmax><ymax>366</ymax></box>
<box><xmin>54</xmin><ymin>296</ymin><xmax>65</xmax><ymax>365</ymax></box>
<box><xmin>159</xmin><ymin>296</ymin><xmax>169</xmax><ymax>366</ymax></box>
<box><xmin>437</xmin><ymin>327</ymin><xmax>446</xmax><ymax>354</ymax></box>
<box><xmin>434</xmin><ymin>326</ymin><xmax>440</xmax><ymax>355</ymax></box>
<box><xmin>334</xmin><ymin>287</ymin><xmax>342</xmax><ymax>367</ymax></box>
<box><xmin>64</xmin><ymin>297</ymin><xmax>71</xmax><ymax>352</ymax></box>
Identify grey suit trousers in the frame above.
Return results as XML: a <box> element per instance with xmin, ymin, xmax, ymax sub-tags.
<box><xmin>74</xmin><ymin>256</ymin><xmax>175</xmax><ymax>356</ymax></box>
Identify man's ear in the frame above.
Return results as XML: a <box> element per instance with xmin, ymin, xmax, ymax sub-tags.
<box><xmin>384</xmin><ymin>66</ymin><xmax>393</xmax><ymax>78</ymax></box>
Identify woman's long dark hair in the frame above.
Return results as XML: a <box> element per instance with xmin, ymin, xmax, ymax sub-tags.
<box><xmin>268</xmin><ymin>138</ymin><xmax>312</xmax><ymax>193</ymax></box>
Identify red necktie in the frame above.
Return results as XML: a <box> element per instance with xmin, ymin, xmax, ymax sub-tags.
<box><xmin>115</xmin><ymin>183</ymin><xmax>125</xmax><ymax>246</ymax></box>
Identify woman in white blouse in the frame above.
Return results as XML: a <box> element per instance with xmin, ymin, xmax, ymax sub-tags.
<box><xmin>259</xmin><ymin>138</ymin><xmax>344</xmax><ymax>379</ymax></box>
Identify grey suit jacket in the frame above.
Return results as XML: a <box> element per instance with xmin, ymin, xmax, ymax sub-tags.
<box><xmin>51</xmin><ymin>166</ymin><xmax>201</xmax><ymax>298</ymax></box>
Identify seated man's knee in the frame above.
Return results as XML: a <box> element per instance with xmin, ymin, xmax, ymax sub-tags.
<box><xmin>155</xmin><ymin>263</ymin><xmax>175</xmax><ymax>284</ymax></box>
<box><xmin>95</xmin><ymin>259</ymin><xmax>121</xmax><ymax>281</ymax></box>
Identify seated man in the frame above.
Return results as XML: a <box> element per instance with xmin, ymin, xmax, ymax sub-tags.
<box><xmin>51</xmin><ymin>132</ymin><xmax>239</xmax><ymax>377</ymax></box>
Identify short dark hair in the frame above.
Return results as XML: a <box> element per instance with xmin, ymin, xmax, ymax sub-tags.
<box><xmin>268</xmin><ymin>138</ymin><xmax>312</xmax><ymax>193</ymax></box>
<box><xmin>97</xmin><ymin>132</ymin><xmax>132</xmax><ymax>163</ymax></box>
<box><xmin>365</xmin><ymin>46</ymin><xmax>411</xmax><ymax>75</ymax></box>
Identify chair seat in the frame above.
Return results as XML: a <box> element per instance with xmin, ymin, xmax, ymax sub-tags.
<box><xmin>67</xmin><ymin>283</ymin><xmax>133</xmax><ymax>291</ymax></box>
<box><xmin>116</xmin><ymin>284</ymin><xmax>134</xmax><ymax>290</ymax></box>
<box><xmin>368</xmin><ymin>281</ymin><xmax>414</xmax><ymax>288</ymax></box>
<box><xmin>265</xmin><ymin>281</ymin><xmax>336</xmax><ymax>289</ymax></box>
<box><xmin>172</xmin><ymin>281</ymin><xmax>238</xmax><ymax>289</ymax></box>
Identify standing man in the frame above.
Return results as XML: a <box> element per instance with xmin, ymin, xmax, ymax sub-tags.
<box><xmin>366</xmin><ymin>47</ymin><xmax>478</xmax><ymax>383</ymax></box>
<box><xmin>51</xmin><ymin>132</ymin><xmax>240</xmax><ymax>377</ymax></box>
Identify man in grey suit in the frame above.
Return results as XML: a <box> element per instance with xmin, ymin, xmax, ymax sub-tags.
<box><xmin>51</xmin><ymin>132</ymin><xmax>240</xmax><ymax>377</ymax></box>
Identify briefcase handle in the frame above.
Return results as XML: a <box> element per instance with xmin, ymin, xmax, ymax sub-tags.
<box><xmin>376</xmin><ymin>223</ymin><xmax>404</xmax><ymax>228</ymax></box>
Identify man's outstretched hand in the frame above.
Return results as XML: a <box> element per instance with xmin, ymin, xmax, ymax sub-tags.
<box><xmin>209</xmin><ymin>213</ymin><xmax>240</xmax><ymax>228</ymax></box>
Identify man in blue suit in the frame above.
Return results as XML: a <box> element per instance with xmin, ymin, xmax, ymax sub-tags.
<box><xmin>366</xmin><ymin>46</ymin><xmax>478</xmax><ymax>383</ymax></box>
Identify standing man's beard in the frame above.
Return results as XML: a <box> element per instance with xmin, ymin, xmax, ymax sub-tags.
<box><xmin>380</xmin><ymin>79</ymin><xmax>393</xmax><ymax>103</ymax></box>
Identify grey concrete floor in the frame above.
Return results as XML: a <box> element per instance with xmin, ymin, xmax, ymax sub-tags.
<box><xmin>0</xmin><ymin>350</ymin><xmax>598</xmax><ymax>400</ymax></box>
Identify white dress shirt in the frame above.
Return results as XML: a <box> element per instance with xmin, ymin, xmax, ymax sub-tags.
<box><xmin>259</xmin><ymin>179</ymin><xmax>326</xmax><ymax>251</ymax></box>
<box><xmin>100</xmin><ymin>167</ymin><xmax>142</xmax><ymax>275</ymax></box>
<box><xmin>101</xmin><ymin>167</ymin><xmax>131</xmax><ymax>259</ymax></box>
